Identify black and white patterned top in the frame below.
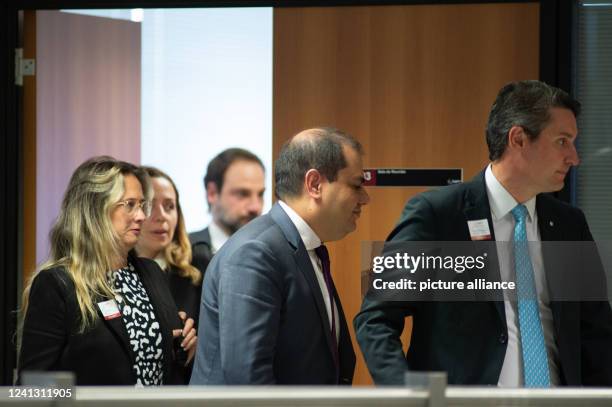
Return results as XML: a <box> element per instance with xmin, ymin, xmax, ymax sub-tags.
<box><xmin>110</xmin><ymin>263</ymin><xmax>164</xmax><ymax>386</ymax></box>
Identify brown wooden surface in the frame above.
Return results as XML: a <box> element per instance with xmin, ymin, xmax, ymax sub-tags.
<box><xmin>23</xmin><ymin>10</ymin><xmax>37</xmax><ymax>287</ymax></box>
<box><xmin>273</xmin><ymin>3</ymin><xmax>539</xmax><ymax>385</ymax></box>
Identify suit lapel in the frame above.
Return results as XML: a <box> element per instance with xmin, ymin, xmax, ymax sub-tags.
<box><xmin>463</xmin><ymin>171</ymin><xmax>506</xmax><ymax>324</ymax></box>
<box><xmin>462</xmin><ymin>171</ymin><xmax>497</xmax><ymax>241</ymax></box>
<box><xmin>536</xmin><ymin>196</ymin><xmax>565</xmax><ymax>339</ymax></box>
<box><xmin>96</xmin><ymin>296</ymin><xmax>134</xmax><ymax>364</ymax></box>
<box><xmin>294</xmin><ymin>247</ymin><xmax>341</xmax><ymax>367</ymax></box>
<box><xmin>536</xmin><ymin>195</ymin><xmax>563</xmax><ymax>242</ymax></box>
<box><xmin>270</xmin><ymin>203</ymin><xmax>342</xmax><ymax>373</ymax></box>
<box><xmin>330</xmin><ymin>280</ymin><xmax>356</xmax><ymax>384</ymax></box>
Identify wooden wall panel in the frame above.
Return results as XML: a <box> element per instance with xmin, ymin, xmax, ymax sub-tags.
<box><xmin>273</xmin><ymin>3</ymin><xmax>539</xmax><ymax>385</ymax></box>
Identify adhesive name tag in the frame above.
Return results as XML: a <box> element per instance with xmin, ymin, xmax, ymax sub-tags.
<box><xmin>467</xmin><ymin>219</ymin><xmax>492</xmax><ymax>241</ymax></box>
<box><xmin>97</xmin><ymin>299</ymin><xmax>121</xmax><ymax>320</ymax></box>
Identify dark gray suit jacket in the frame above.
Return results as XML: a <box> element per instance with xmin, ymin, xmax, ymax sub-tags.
<box><xmin>190</xmin><ymin>203</ymin><xmax>355</xmax><ymax>385</ymax></box>
<box><xmin>355</xmin><ymin>170</ymin><xmax>612</xmax><ymax>386</ymax></box>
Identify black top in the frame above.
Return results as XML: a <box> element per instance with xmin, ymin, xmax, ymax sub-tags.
<box><xmin>165</xmin><ymin>265</ymin><xmax>202</xmax><ymax>327</ymax></box>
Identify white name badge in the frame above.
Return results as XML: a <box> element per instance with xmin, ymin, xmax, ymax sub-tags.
<box><xmin>97</xmin><ymin>299</ymin><xmax>121</xmax><ymax>320</ymax></box>
<box><xmin>467</xmin><ymin>219</ymin><xmax>492</xmax><ymax>241</ymax></box>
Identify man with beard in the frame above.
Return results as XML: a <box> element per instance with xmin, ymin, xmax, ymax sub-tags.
<box><xmin>189</xmin><ymin>148</ymin><xmax>265</xmax><ymax>275</ymax></box>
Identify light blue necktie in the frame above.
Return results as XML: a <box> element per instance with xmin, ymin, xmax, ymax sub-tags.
<box><xmin>511</xmin><ymin>204</ymin><xmax>551</xmax><ymax>387</ymax></box>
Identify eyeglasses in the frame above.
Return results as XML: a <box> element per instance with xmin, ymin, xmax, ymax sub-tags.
<box><xmin>115</xmin><ymin>199</ymin><xmax>151</xmax><ymax>217</ymax></box>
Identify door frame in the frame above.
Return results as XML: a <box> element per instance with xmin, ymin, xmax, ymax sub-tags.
<box><xmin>0</xmin><ymin>0</ymin><xmax>573</xmax><ymax>385</ymax></box>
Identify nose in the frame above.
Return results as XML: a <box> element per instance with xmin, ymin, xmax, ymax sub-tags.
<box><xmin>134</xmin><ymin>206</ymin><xmax>147</xmax><ymax>223</ymax></box>
<box><xmin>247</xmin><ymin>195</ymin><xmax>264</xmax><ymax>216</ymax></box>
<box><xmin>360</xmin><ymin>187</ymin><xmax>370</xmax><ymax>205</ymax></box>
<box><xmin>151</xmin><ymin>204</ymin><xmax>168</xmax><ymax>221</ymax></box>
<box><xmin>567</xmin><ymin>143</ymin><xmax>580</xmax><ymax>167</ymax></box>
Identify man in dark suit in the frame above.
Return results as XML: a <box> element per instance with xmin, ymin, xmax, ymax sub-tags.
<box><xmin>189</xmin><ymin>148</ymin><xmax>265</xmax><ymax>274</ymax></box>
<box><xmin>190</xmin><ymin>127</ymin><xmax>369</xmax><ymax>384</ymax></box>
<box><xmin>355</xmin><ymin>80</ymin><xmax>612</xmax><ymax>386</ymax></box>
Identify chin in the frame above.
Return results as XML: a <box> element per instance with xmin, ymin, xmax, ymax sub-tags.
<box><xmin>122</xmin><ymin>242</ymin><xmax>138</xmax><ymax>253</ymax></box>
<box><xmin>546</xmin><ymin>182</ymin><xmax>565</xmax><ymax>193</ymax></box>
<box><xmin>345</xmin><ymin>224</ymin><xmax>357</xmax><ymax>236</ymax></box>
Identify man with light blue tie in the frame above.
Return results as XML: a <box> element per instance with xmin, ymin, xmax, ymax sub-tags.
<box><xmin>355</xmin><ymin>80</ymin><xmax>612</xmax><ymax>386</ymax></box>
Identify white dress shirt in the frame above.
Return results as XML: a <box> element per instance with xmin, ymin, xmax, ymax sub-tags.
<box><xmin>209</xmin><ymin>220</ymin><xmax>230</xmax><ymax>254</ymax></box>
<box><xmin>485</xmin><ymin>164</ymin><xmax>560</xmax><ymax>387</ymax></box>
<box><xmin>278</xmin><ymin>201</ymin><xmax>340</xmax><ymax>343</ymax></box>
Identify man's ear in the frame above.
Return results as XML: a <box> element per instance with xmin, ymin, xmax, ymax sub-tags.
<box><xmin>304</xmin><ymin>169</ymin><xmax>324</xmax><ymax>199</ymax></box>
<box><xmin>508</xmin><ymin>125</ymin><xmax>527</xmax><ymax>150</ymax></box>
<box><xmin>206</xmin><ymin>182</ymin><xmax>219</xmax><ymax>206</ymax></box>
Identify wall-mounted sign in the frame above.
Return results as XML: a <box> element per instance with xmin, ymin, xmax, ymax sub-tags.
<box><xmin>363</xmin><ymin>168</ymin><xmax>462</xmax><ymax>187</ymax></box>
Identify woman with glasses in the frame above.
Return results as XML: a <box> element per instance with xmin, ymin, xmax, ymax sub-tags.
<box><xmin>135</xmin><ymin>167</ymin><xmax>202</xmax><ymax>328</ymax></box>
<box><xmin>18</xmin><ymin>156</ymin><xmax>197</xmax><ymax>385</ymax></box>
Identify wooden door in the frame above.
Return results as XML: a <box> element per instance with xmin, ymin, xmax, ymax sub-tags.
<box><xmin>273</xmin><ymin>2</ymin><xmax>539</xmax><ymax>385</ymax></box>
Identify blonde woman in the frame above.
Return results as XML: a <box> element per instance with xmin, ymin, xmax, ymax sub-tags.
<box><xmin>135</xmin><ymin>166</ymin><xmax>202</xmax><ymax>327</ymax></box>
<box><xmin>18</xmin><ymin>156</ymin><xmax>197</xmax><ymax>385</ymax></box>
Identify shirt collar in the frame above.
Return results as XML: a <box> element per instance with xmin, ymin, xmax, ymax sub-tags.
<box><xmin>153</xmin><ymin>254</ymin><xmax>168</xmax><ymax>271</ymax></box>
<box><xmin>278</xmin><ymin>201</ymin><xmax>322</xmax><ymax>250</ymax></box>
<box><xmin>208</xmin><ymin>220</ymin><xmax>230</xmax><ymax>253</ymax></box>
<box><xmin>485</xmin><ymin>164</ymin><xmax>536</xmax><ymax>222</ymax></box>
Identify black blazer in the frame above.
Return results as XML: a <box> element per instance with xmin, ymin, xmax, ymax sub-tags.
<box><xmin>355</xmin><ymin>170</ymin><xmax>612</xmax><ymax>386</ymax></box>
<box><xmin>165</xmin><ymin>265</ymin><xmax>202</xmax><ymax>326</ymax></box>
<box><xmin>19</xmin><ymin>252</ymin><xmax>186</xmax><ymax>385</ymax></box>
<box><xmin>189</xmin><ymin>227</ymin><xmax>213</xmax><ymax>278</ymax></box>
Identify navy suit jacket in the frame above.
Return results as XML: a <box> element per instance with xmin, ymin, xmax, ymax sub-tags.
<box><xmin>190</xmin><ymin>203</ymin><xmax>355</xmax><ymax>385</ymax></box>
<box><xmin>355</xmin><ymin>170</ymin><xmax>612</xmax><ymax>386</ymax></box>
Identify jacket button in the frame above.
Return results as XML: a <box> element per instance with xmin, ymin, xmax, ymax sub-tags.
<box><xmin>499</xmin><ymin>333</ymin><xmax>507</xmax><ymax>344</ymax></box>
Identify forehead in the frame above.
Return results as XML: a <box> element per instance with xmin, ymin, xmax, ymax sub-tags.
<box><xmin>122</xmin><ymin>173</ymin><xmax>144</xmax><ymax>198</ymax></box>
<box><xmin>223</xmin><ymin>159</ymin><xmax>265</xmax><ymax>188</ymax></box>
<box><xmin>152</xmin><ymin>176</ymin><xmax>176</xmax><ymax>199</ymax></box>
<box><xmin>543</xmin><ymin>107</ymin><xmax>578</xmax><ymax>137</ymax></box>
<box><xmin>338</xmin><ymin>144</ymin><xmax>364</xmax><ymax>179</ymax></box>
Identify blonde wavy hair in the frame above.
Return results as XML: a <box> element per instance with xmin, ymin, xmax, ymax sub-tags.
<box><xmin>20</xmin><ymin>156</ymin><xmax>151</xmax><ymax>333</ymax></box>
<box><xmin>140</xmin><ymin>166</ymin><xmax>201</xmax><ymax>286</ymax></box>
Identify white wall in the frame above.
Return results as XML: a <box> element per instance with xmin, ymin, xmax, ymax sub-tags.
<box><xmin>140</xmin><ymin>8</ymin><xmax>273</xmax><ymax>233</ymax></box>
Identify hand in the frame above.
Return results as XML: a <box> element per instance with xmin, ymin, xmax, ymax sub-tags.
<box><xmin>172</xmin><ymin>311</ymin><xmax>198</xmax><ymax>366</ymax></box>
